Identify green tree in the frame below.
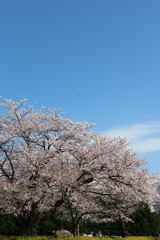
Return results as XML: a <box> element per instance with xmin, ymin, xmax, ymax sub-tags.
<box><xmin>128</xmin><ymin>203</ymin><xmax>160</xmax><ymax>236</ymax></box>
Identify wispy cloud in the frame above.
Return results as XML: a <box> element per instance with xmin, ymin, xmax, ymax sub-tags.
<box><xmin>104</xmin><ymin>122</ymin><xmax>160</xmax><ymax>154</ymax></box>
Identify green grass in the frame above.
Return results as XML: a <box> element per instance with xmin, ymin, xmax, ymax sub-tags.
<box><xmin>0</xmin><ymin>237</ymin><xmax>160</xmax><ymax>240</ymax></box>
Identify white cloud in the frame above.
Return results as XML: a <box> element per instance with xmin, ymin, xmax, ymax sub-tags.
<box><xmin>132</xmin><ymin>138</ymin><xmax>160</xmax><ymax>153</ymax></box>
<box><xmin>104</xmin><ymin>122</ymin><xmax>160</xmax><ymax>154</ymax></box>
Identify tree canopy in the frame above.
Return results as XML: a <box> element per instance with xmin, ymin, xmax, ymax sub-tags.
<box><xmin>0</xmin><ymin>98</ymin><xmax>158</xmax><ymax>235</ymax></box>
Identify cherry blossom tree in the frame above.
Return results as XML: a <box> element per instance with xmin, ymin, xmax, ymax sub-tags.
<box><xmin>53</xmin><ymin>133</ymin><xmax>158</xmax><ymax>236</ymax></box>
<box><xmin>0</xmin><ymin>98</ymin><xmax>158</xmax><ymax>236</ymax></box>
<box><xmin>0</xmin><ymin>98</ymin><xmax>93</xmax><ymax>234</ymax></box>
<box><xmin>80</xmin><ymin>134</ymin><xmax>158</xmax><ymax>237</ymax></box>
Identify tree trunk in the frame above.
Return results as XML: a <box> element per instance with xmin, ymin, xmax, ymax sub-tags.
<box><xmin>118</xmin><ymin>219</ymin><xmax>126</xmax><ymax>238</ymax></box>
<box><xmin>19</xmin><ymin>213</ymin><xmax>40</xmax><ymax>235</ymax></box>
<box><xmin>19</xmin><ymin>202</ymin><xmax>41</xmax><ymax>236</ymax></box>
<box><xmin>74</xmin><ymin>222</ymin><xmax>80</xmax><ymax>236</ymax></box>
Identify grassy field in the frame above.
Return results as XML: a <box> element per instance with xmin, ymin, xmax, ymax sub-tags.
<box><xmin>0</xmin><ymin>237</ymin><xmax>160</xmax><ymax>240</ymax></box>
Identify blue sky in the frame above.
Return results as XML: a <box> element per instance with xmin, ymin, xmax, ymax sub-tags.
<box><xmin>0</xmin><ymin>0</ymin><xmax>160</xmax><ymax>173</ymax></box>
